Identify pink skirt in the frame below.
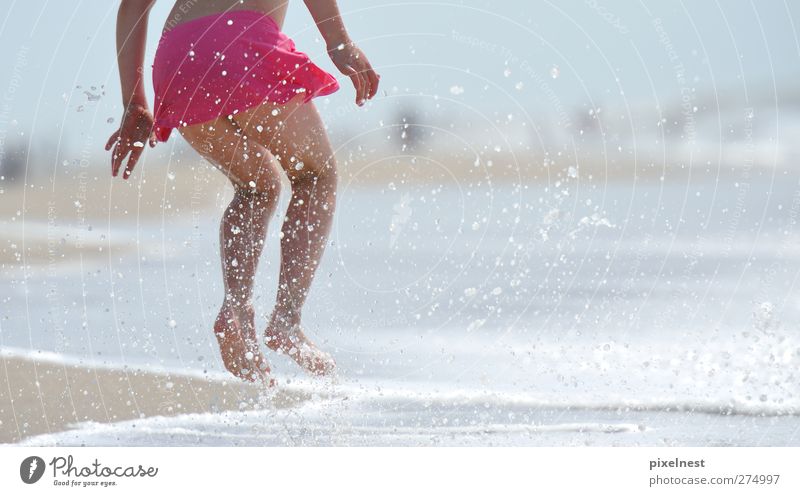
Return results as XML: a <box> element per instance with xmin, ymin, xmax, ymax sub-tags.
<box><xmin>151</xmin><ymin>10</ymin><xmax>339</xmax><ymax>142</ymax></box>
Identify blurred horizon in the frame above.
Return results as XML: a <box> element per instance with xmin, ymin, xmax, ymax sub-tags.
<box><xmin>1</xmin><ymin>0</ymin><xmax>799</xmax><ymax>182</ymax></box>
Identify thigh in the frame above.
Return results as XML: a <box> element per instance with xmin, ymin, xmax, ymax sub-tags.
<box><xmin>178</xmin><ymin>114</ymin><xmax>282</xmax><ymax>192</ymax></box>
<box><xmin>231</xmin><ymin>95</ymin><xmax>337</xmax><ymax>182</ymax></box>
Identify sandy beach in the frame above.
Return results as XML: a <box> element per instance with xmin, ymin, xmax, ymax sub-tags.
<box><xmin>0</xmin><ymin>352</ymin><xmax>307</xmax><ymax>445</ymax></box>
<box><xmin>0</xmin><ymin>159</ymin><xmax>231</xmax><ymax>268</ymax></box>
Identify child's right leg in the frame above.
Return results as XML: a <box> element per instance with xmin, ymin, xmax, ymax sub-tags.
<box><xmin>179</xmin><ymin>116</ymin><xmax>282</xmax><ymax>385</ymax></box>
<box><xmin>231</xmin><ymin>97</ymin><xmax>338</xmax><ymax>377</ymax></box>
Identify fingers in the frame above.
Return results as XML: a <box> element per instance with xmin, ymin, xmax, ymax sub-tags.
<box><xmin>352</xmin><ymin>62</ymin><xmax>379</xmax><ymax>103</ymax></box>
<box><xmin>122</xmin><ymin>146</ymin><xmax>143</xmax><ymax>180</ymax></box>
<box><xmin>359</xmin><ymin>67</ymin><xmax>378</xmax><ymax>100</ymax></box>
<box><xmin>360</xmin><ymin>69</ymin><xmax>371</xmax><ymax>105</ymax></box>
<box><xmin>344</xmin><ymin>64</ymin><xmax>364</xmax><ymax>106</ymax></box>
<box><xmin>347</xmin><ymin>73</ymin><xmax>361</xmax><ymax>101</ymax></box>
<box><xmin>111</xmin><ymin>143</ymin><xmax>126</xmax><ymax>177</ymax></box>
<box><xmin>105</xmin><ymin>130</ymin><xmax>120</xmax><ymax>151</ymax></box>
<box><xmin>365</xmin><ymin>67</ymin><xmax>380</xmax><ymax>100</ymax></box>
<box><xmin>108</xmin><ymin>105</ymin><xmax>156</xmax><ymax>177</ymax></box>
<box><xmin>355</xmin><ymin>70</ymin><xmax>367</xmax><ymax>105</ymax></box>
<box><xmin>333</xmin><ymin>45</ymin><xmax>379</xmax><ymax>106</ymax></box>
<box><xmin>111</xmin><ymin>136</ymin><xmax>152</xmax><ymax>178</ymax></box>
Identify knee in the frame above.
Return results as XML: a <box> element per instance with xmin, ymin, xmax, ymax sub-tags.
<box><xmin>238</xmin><ymin>155</ymin><xmax>283</xmax><ymax>198</ymax></box>
<box><xmin>234</xmin><ymin>174</ymin><xmax>282</xmax><ymax>212</ymax></box>
<box><xmin>291</xmin><ymin>160</ymin><xmax>337</xmax><ymax>193</ymax></box>
<box><xmin>246</xmin><ymin>173</ymin><xmax>282</xmax><ymax>199</ymax></box>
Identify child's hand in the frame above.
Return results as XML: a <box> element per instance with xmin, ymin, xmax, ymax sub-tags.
<box><xmin>328</xmin><ymin>42</ymin><xmax>380</xmax><ymax>106</ymax></box>
<box><xmin>105</xmin><ymin>103</ymin><xmax>157</xmax><ymax>180</ymax></box>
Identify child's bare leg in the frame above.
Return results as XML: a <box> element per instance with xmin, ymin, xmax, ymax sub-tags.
<box><xmin>265</xmin><ymin>145</ymin><xmax>337</xmax><ymax>375</ymax></box>
<box><xmin>274</xmin><ymin>165</ymin><xmax>336</xmax><ymax>322</ymax></box>
<box><xmin>234</xmin><ymin>98</ymin><xmax>337</xmax><ymax>375</ymax></box>
<box><xmin>218</xmin><ymin>187</ymin><xmax>272</xmax><ymax>328</ymax></box>
<box><xmin>179</xmin><ymin>118</ymin><xmax>282</xmax><ymax>384</ymax></box>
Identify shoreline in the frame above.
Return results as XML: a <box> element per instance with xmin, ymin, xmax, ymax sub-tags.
<box><xmin>0</xmin><ymin>353</ymin><xmax>307</xmax><ymax>445</ymax></box>
<box><xmin>3</xmin><ymin>348</ymin><xmax>799</xmax><ymax>446</ymax></box>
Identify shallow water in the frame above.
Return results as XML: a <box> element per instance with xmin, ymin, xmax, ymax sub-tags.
<box><xmin>3</xmin><ymin>172</ymin><xmax>800</xmax><ymax>446</ymax></box>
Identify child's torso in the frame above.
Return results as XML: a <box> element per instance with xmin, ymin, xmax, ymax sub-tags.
<box><xmin>164</xmin><ymin>0</ymin><xmax>290</xmax><ymax>33</ymax></box>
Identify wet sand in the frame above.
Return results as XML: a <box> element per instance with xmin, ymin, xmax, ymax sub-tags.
<box><xmin>0</xmin><ymin>353</ymin><xmax>308</xmax><ymax>444</ymax></box>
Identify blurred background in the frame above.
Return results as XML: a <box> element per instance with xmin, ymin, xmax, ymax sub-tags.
<box><xmin>3</xmin><ymin>0</ymin><xmax>799</xmax><ymax>179</ymax></box>
<box><xmin>2</xmin><ymin>0</ymin><xmax>800</xmax><ymax>446</ymax></box>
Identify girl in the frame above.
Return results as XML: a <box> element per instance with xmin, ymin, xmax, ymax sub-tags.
<box><xmin>105</xmin><ymin>0</ymin><xmax>379</xmax><ymax>385</ymax></box>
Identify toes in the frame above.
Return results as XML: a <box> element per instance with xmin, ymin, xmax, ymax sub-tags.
<box><xmin>314</xmin><ymin>358</ymin><xmax>336</xmax><ymax>376</ymax></box>
<box><xmin>265</xmin><ymin>326</ymin><xmax>335</xmax><ymax>376</ymax></box>
<box><xmin>232</xmin><ymin>365</ymin><xmax>256</xmax><ymax>383</ymax></box>
<box><xmin>217</xmin><ymin>306</ymin><xmax>272</xmax><ymax>384</ymax></box>
<box><xmin>250</xmin><ymin>359</ymin><xmax>274</xmax><ymax>387</ymax></box>
<box><xmin>305</xmin><ymin>351</ymin><xmax>335</xmax><ymax>376</ymax></box>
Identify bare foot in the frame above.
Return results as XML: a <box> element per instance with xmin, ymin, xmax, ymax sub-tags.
<box><xmin>264</xmin><ymin>313</ymin><xmax>336</xmax><ymax>376</ymax></box>
<box><xmin>237</xmin><ymin>303</ymin><xmax>258</xmax><ymax>343</ymax></box>
<box><xmin>214</xmin><ymin>304</ymin><xmax>274</xmax><ymax>386</ymax></box>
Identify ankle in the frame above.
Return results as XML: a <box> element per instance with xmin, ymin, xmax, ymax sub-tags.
<box><xmin>222</xmin><ymin>297</ymin><xmax>254</xmax><ymax>315</ymax></box>
<box><xmin>268</xmin><ymin>309</ymin><xmax>301</xmax><ymax>331</ymax></box>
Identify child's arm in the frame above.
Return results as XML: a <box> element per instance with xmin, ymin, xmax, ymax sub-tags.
<box><xmin>303</xmin><ymin>0</ymin><xmax>379</xmax><ymax>106</ymax></box>
<box><xmin>105</xmin><ymin>0</ymin><xmax>157</xmax><ymax>180</ymax></box>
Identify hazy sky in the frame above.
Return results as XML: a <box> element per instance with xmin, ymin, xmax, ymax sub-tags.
<box><xmin>1</xmin><ymin>0</ymin><xmax>798</xmax><ymax>159</ymax></box>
